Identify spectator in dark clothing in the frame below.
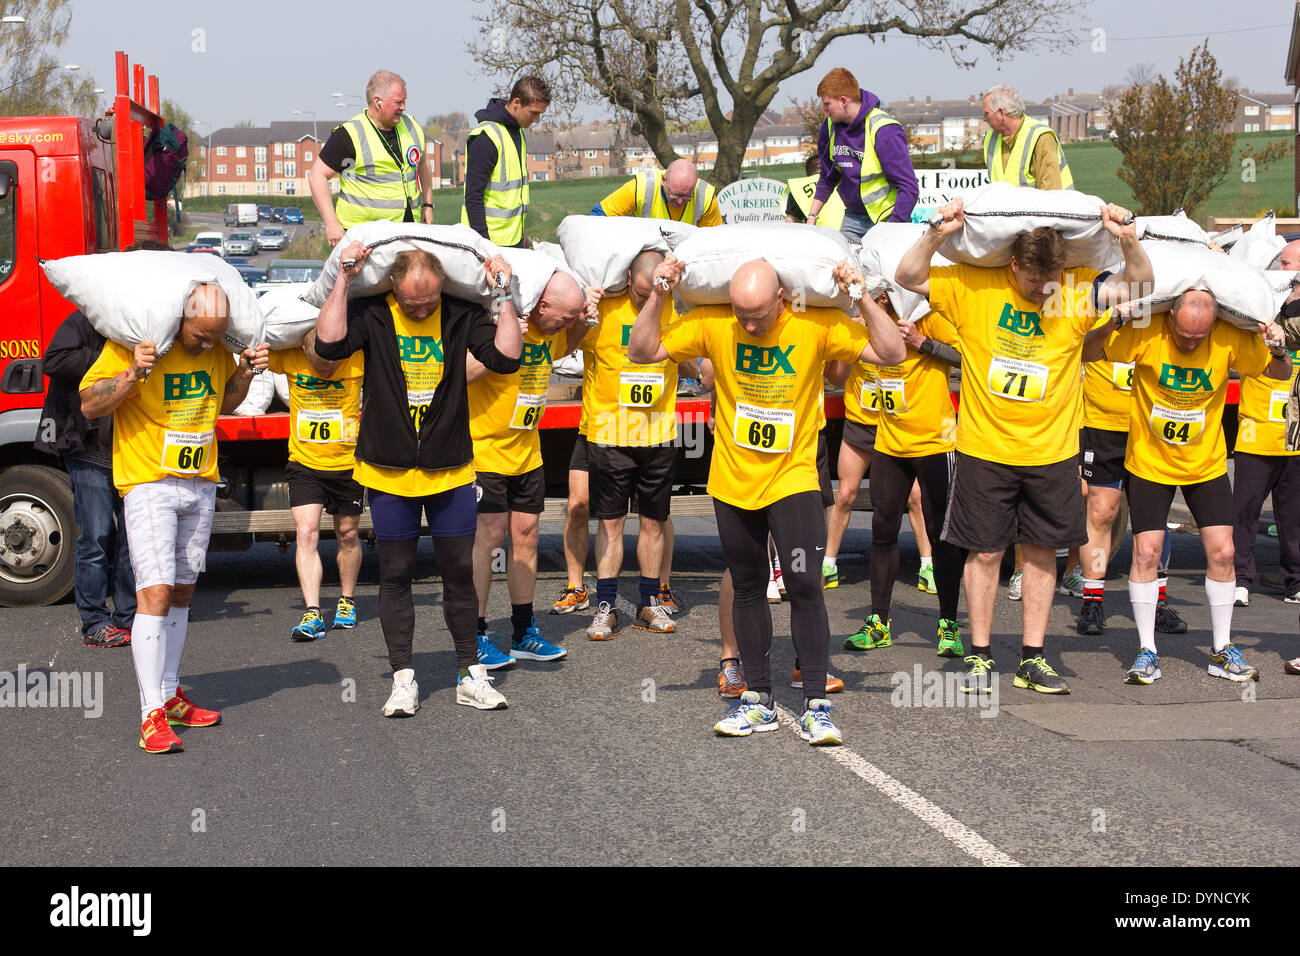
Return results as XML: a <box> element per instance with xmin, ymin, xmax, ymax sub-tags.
<box><xmin>461</xmin><ymin>76</ymin><xmax>550</xmax><ymax>248</ymax></box>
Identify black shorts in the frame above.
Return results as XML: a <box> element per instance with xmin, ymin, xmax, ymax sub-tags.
<box><xmin>1127</xmin><ymin>472</ymin><xmax>1232</xmax><ymax>534</ymax></box>
<box><xmin>816</xmin><ymin>429</ymin><xmax>833</xmax><ymax>508</ymax></box>
<box><xmin>476</xmin><ymin>467</ymin><xmax>546</xmax><ymax>515</ymax></box>
<box><xmin>842</xmin><ymin>418</ymin><xmax>877</xmax><ymax>453</ymax></box>
<box><xmin>286</xmin><ymin>461</ymin><xmax>364</xmax><ymax>516</ymax></box>
<box><xmin>1080</xmin><ymin>427</ymin><xmax>1128</xmax><ymax>487</ymax></box>
<box><xmin>941</xmin><ymin>452</ymin><xmax>1086</xmax><ymax>552</ymax></box>
<box><xmin>588</xmin><ymin>442</ymin><xmax>676</xmax><ymax>521</ymax></box>
<box><xmin>569</xmin><ymin>433</ymin><xmax>589</xmax><ymax>473</ymax></box>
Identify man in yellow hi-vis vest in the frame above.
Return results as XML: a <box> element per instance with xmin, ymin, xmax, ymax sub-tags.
<box><xmin>981</xmin><ymin>84</ymin><xmax>1074</xmax><ymax>191</ymax></box>
<box><xmin>310</xmin><ymin>70</ymin><xmax>435</xmax><ymax>247</ymax></box>
<box><xmin>806</xmin><ymin>67</ymin><xmax>917</xmax><ymax>242</ymax></box>
<box><xmin>592</xmin><ymin>158</ymin><xmax>722</xmax><ymax>226</ymax></box>
<box><xmin>462</xmin><ymin>76</ymin><xmax>550</xmax><ymax>248</ymax></box>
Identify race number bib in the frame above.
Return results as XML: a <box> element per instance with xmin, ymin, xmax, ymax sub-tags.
<box><xmin>1150</xmin><ymin>405</ymin><xmax>1205</xmax><ymax>445</ymax></box>
<box><xmin>1112</xmin><ymin>362</ymin><xmax>1135</xmax><ymax>392</ymax></box>
<box><xmin>407</xmin><ymin>389</ymin><xmax>433</xmax><ymax>430</ymax></box>
<box><xmin>161</xmin><ymin>430</ymin><xmax>213</xmax><ymax>475</ymax></box>
<box><xmin>876</xmin><ymin>377</ymin><xmax>907</xmax><ymax>414</ymax></box>
<box><xmin>619</xmin><ymin>371</ymin><xmax>664</xmax><ymax>407</ymax></box>
<box><xmin>860</xmin><ymin>379</ymin><xmax>879</xmax><ymax>413</ymax></box>
<box><xmin>733</xmin><ymin>402</ymin><xmax>794</xmax><ymax>453</ymax></box>
<box><xmin>296</xmin><ymin>409</ymin><xmax>345</xmax><ymax>444</ymax></box>
<box><xmin>1270</xmin><ymin>389</ymin><xmax>1289</xmax><ymax>423</ymax></box>
<box><xmin>988</xmin><ymin>355</ymin><xmax>1048</xmax><ymax>403</ymax></box>
<box><xmin>510</xmin><ymin>392</ymin><xmax>546</xmax><ymax>430</ymax></box>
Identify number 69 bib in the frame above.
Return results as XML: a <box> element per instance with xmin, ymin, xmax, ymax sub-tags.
<box><xmin>987</xmin><ymin>355</ymin><xmax>1048</xmax><ymax>402</ymax></box>
<box><xmin>296</xmin><ymin>409</ymin><xmax>345</xmax><ymax>444</ymax></box>
<box><xmin>1151</xmin><ymin>405</ymin><xmax>1205</xmax><ymax>445</ymax></box>
<box><xmin>734</xmin><ymin>402</ymin><xmax>794</xmax><ymax>453</ymax></box>
<box><xmin>161</xmin><ymin>430</ymin><xmax>213</xmax><ymax>475</ymax></box>
<box><xmin>510</xmin><ymin>392</ymin><xmax>546</xmax><ymax>430</ymax></box>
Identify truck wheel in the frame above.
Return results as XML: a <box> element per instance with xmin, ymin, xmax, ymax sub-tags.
<box><xmin>0</xmin><ymin>464</ymin><xmax>76</xmax><ymax>607</ymax></box>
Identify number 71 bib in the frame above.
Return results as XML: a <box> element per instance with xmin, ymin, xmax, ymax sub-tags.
<box><xmin>987</xmin><ymin>355</ymin><xmax>1048</xmax><ymax>402</ymax></box>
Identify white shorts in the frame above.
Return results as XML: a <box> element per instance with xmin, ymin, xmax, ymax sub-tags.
<box><xmin>123</xmin><ymin>476</ymin><xmax>217</xmax><ymax>589</ymax></box>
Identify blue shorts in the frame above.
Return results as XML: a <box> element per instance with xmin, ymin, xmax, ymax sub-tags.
<box><xmin>368</xmin><ymin>482</ymin><xmax>478</xmax><ymax>540</ymax></box>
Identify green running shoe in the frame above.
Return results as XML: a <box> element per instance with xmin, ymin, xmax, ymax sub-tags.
<box><xmin>917</xmin><ymin>564</ymin><xmax>936</xmax><ymax>593</ymax></box>
<box><xmin>1013</xmin><ymin>655</ymin><xmax>1071</xmax><ymax>694</ymax></box>
<box><xmin>822</xmin><ymin>559</ymin><xmax>839</xmax><ymax>590</ymax></box>
<box><xmin>959</xmin><ymin>653</ymin><xmax>995</xmax><ymax>694</ymax></box>
<box><xmin>936</xmin><ymin>618</ymin><xmax>964</xmax><ymax>657</ymax></box>
<box><xmin>845</xmin><ymin>613</ymin><xmax>891</xmax><ymax>650</ymax></box>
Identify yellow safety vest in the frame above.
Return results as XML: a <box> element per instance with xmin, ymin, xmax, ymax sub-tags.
<box><xmin>335</xmin><ymin>112</ymin><xmax>424</xmax><ymax>229</ymax></box>
<box><xmin>633</xmin><ymin>169</ymin><xmax>716</xmax><ymax>225</ymax></box>
<box><xmin>826</xmin><ymin>107</ymin><xmax>902</xmax><ymax>224</ymax></box>
<box><xmin>784</xmin><ymin>173</ymin><xmax>846</xmax><ymax>230</ymax></box>
<box><xmin>983</xmin><ymin>118</ymin><xmax>1074</xmax><ymax>189</ymax></box>
<box><xmin>460</xmin><ymin>121</ymin><xmax>529</xmax><ymax>246</ymax></box>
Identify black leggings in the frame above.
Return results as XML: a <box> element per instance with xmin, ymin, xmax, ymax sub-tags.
<box><xmin>870</xmin><ymin>451</ymin><xmax>965</xmax><ymax>621</ymax></box>
<box><xmin>377</xmin><ymin>534</ymin><xmax>478</xmax><ymax>671</ymax></box>
<box><xmin>714</xmin><ymin>491</ymin><xmax>830</xmax><ymax>698</ymax></box>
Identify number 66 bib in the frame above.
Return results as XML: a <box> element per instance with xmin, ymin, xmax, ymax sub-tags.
<box><xmin>987</xmin><ymin>355</ymin><xmax>1048</xmax><ymax>402</ymax></box>
<box><xmin>619</xmin><ymin>371</ymin><xmax>664</xmax><ymax>407</ymax></box>
<box><xmin>734</xmin><ymin>402</ymin><xmax>794</xmax><ymax>453</ymax></box>
<box><xmin>161</xmin><ymin>430</ymin><xmax>213</xmax><ymax>475</ymax></box>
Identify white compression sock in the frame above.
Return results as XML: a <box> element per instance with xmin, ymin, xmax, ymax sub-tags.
<box><xmin>130</xmin><ymin>613</ymin><xmax>168</xmax><ymax>720</ymax></box>
<box><xmin>162</xmin><ymin>606</ymin><xmax>189</xmax><ymax>701</ymax></box>
<box><xmin>824</xmin><ymin>556</ymin><xmax>837</xmax><ymax>569</ymax></box>
<box><xmin>1129</xmin><ymin>579</ymin><xmax>1159</xmax><ymax>653</ymax></box>
<box><xmin>920</xmin><ymin>556</ymin><xmax>933</xmax><ymax>570</ymax></box>
<box><xmin>1205</xmin><ymin>577</ymin><xmax>1236</xmax><ymax>652</ymax></box>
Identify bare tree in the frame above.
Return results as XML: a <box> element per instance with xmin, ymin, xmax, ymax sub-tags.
<box><xmin>471</xmin><ymin>0</ymin><xmax>1077</xmax><ymax>186</ymax></box>
<box><xmin>0</xmin><ymin>0</ymin><xmax>99</xmax><ymax>118</ymax></box>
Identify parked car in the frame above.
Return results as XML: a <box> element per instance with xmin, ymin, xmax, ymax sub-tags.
<box><xmin>257</xmin><ymin>205</ymin><xmax>273</xmax><ymax>222</ymax></box>
<box><xmin>256</xmin><ymin>226</ymin><xmax>287</xmax><ymax>252</ymax></box>
<box><xmin>256</xmin><ymin>259</ymin><xmax>326</xmax><ymax>286</ymax></box>
<box><xmin>232</xmin><ymin>265</ymin><xmax>267</xmax><ymax>286</ymax></box>
<box><xmin>187</xmin><ymin>231</ymin><xmax>224</xmax><ymax>254</ymax></box>
<box><xmin>271</xmin><ymin>207</ymin><xmax>287</xmax><ymax>222</ymax></box>
<box><xmin>223</xmin><ymin>232</ymin><xmax>257</xmax><ymax>256</ymax></box>
<box><xmin>282</xmin><ymin>206</ymin><xmax>304</xmax><ymax>224</ymax></box>
<box><xmin>224</xmin><ymin>203</ymin><xmax>258</xmax><ymax>227</ymax></box>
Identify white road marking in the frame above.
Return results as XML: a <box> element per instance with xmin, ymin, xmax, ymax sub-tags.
<box><xmin>775</xmin><ymin>704</ymin><xmax>1021</xmax><ymax>866</ymax></box>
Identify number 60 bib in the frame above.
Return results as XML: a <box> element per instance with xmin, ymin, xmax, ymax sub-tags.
<box><xmin>161</xmin><ymin>430</ymin><xmax>213</xmax><ymax>475</ymax></box>
<box><xmin>734</xmin><ymin>402</ymin><xmax>794</xmax><ymax>453</ymax></box>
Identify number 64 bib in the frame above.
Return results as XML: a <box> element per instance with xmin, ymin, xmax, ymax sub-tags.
<box><xmin>161</xmin><ymin>430</ymin><xmax>213</xmax><ymax>475</ymax></box>
<box><xmin>1151</xmin><ymin>405</ymin><xmax>1205</xmax><ymax>445</ymax></box>
<box><xmin>734</xmin><ymin>402</ymin><xmax>794</xmax><ymax>453</ymax></box>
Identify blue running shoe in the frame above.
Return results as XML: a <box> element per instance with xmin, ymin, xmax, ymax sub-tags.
<box><xmin>477</xmin><ymin>633</ymin><xmax>516</xmax><ymax>671</ymax></box>
<box><xmin>798</xmin><ymin>699</ymin><xmax>843</xmax><ymax>746</ymax></box>
<box><xmin>1125</xmin><ymin>648</ymin><xmax>1161</xmax><ymax>685</ymax></box>
<box><xmin>714</xmin><ymin>691</ymin><xmax>778</xmax><ymax>737</ymax></box>
<box><xmin>332</xmin><ymin>596</ymin><xmax>358</xmax><ymax>629</ymax></box>
<box><xmin>290</xmin><ymin>610</ymin><xmax>326</xmax><ymax>642</ymax></box>
<box><xmin>511</xmin><ymin>617</ymin><xmax>567</xmax><ymax>662</ymax></box>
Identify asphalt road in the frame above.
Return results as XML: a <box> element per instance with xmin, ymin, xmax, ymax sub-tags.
<box><xmin>179</xmin><ymin>212</ymin><xmax>315</xmax><ymax>265</ymax></box>
<box><xmin>2</xmin><ymin>500</ymin><xmax>1297</xmax><ymax>868</ymax></box>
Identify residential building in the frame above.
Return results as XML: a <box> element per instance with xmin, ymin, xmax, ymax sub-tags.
<box><xmin>452</xmin><ymin>128</ymin><xmax>554</xmax><ymax>185</ymax></box>
<box><xmin>1234</xmin><ymin>91</ymin><xmax>1295</xmax><ymax>133</ymax></box>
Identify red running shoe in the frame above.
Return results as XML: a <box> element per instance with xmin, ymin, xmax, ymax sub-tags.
<box><xmin>165</xmin><ymin>687</ymin><xmax>222</xmax><ymax>727</ymax></box>
<box><xmin>139</xmin><ymin>708</ymin><xmax>183</xmax><ymax>754</ymax></box>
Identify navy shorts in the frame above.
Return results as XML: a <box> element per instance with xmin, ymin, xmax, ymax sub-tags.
<box><xmin>368</xmin><ymin>482</ymin><xmax>478</xmax><ymax>540</ymax></box>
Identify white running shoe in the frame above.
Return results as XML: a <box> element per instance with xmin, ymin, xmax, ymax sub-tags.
<box><xmin>456</xmin><ymin>663</ymin><xmax>508</xmax><ymax>710</ymax></box>
<box><xmin>383</xmin><ymin>668</ymin><xmax>419</xmax><ymax>717</ymax></box>
<box><xmin>767</xmin><ymin>570</ymin><xmax>784</xmax><ymax>603</ymax></box>
<box><xmin>1008</xmin><ymin>569</ymin><xmax>1023</xmax><ymax>601</ymax></box>
<box><xmin>1234</xmin><ymin>586</ymin><xmax>1249</xmax><ymax>608</ymax></box>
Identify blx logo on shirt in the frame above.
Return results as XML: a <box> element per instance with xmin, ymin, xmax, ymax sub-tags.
<box><xmin>397</xmin><ymin>335</ymin><xmax>444</xmax><ymax>363</ymax></box>
<box><xmin>996</xmin><ymin>303</ymin><xmax>1045</xmax><ymax>337</ymax></box>
<box><xmin>735</xmin><ymin>343</ymin><xmax>795</xmax><ymax>375</ymax></box>
<box><xmin>521</xmin><ymin>341</ymin><xmax>552</xmax><ymax>366</ymax></box>
<box><xmin>293</xmin><ymin>373</ymin><xmax>344</xmax><ymax>390</ymax></box>
<box><xmin>1158</xmin><ymin>364</ymin><xmax>1213</xmax><ymax>392</ymax></box>
<box><xmin>162</xmin><ymin>371</ymin><xmax>216</xmax><ymax>401</ymax></box>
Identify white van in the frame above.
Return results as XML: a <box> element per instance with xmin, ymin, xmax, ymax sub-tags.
<box><xmin>224</xmin><ymin>203</ymin><xmax>258</xmax><ymax>227</ymax></box>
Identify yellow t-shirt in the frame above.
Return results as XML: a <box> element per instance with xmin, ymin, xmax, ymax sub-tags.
<box><xmin>81</xmin><ymin>341</ymin><xmax>233</xmax><ymax>495</ymax></box>
<box><xmin>842</xmin><ymin>355</ymin><xmax>879</xmax><ymax>427</ymax></box>
<box><xmin>661</xmin><ymin>305</ymin><xmax>869</xmax><ymax>509</ymax></box>
<box><xmin>580</xmin><ymin>293</ymin><xmax>680</xmax><ymax>447</ymax></box>
<box><xmin>874</xmin><ymin>310</ymin><xmax>962</xmax><ymax>458</ymax></box>
<box><xmin>353</xmin><ymin>293</ymin><xmax>476</xmax><ymax>497</ymax></box>
<box><xmin>1236</xmin><ymin>348</ymin><xmax>1300</xmax><ymax>457</ymax></box>
<box><xmin>577</xmin><ymin>346</ymin><xmax>596</xmax><ymax>438</ymax></box>
<box><xmin>1082</xmin><ymin>313</ymin><xmax>1132</xmax><ymax>432</ymax></box>
<box><xmin>1105</xmin><ymin>318</ymin><xmax>1272</xmax><ymax>484</ymax></box>
<box><xmin>928</xmin><ymin>263</ymin><xmax>1101</xmax><ymax>466</ymax></box>
<box><xmin>268</xmin><ymin>348</ymin><xmax>364</xmax><ymax>472</ymax></box>
<box><xmin>598</xmin><ymin>176</ymin><xmax>724</xmax><ymax>226</ymax></box>
<box><xmin>469</xmin><ymin>323</ymin><xmax>560</xmax><ymax>476</ymax></box>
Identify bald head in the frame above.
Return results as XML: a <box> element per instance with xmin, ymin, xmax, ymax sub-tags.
<box><xmin>730</xmin><ymin>260</ymin><xmax>784</xmax><ymax>336</ymax></box>
<box><xmin>391</xmin><ymin>250</ymin><xmax>444</xmax><ymax>321</ymax></box>
<box><xmin>1169</xmin><ymin>289</ymin><xmax>1216</xmax><ymax>353</ymax></box>
<box><xmin>179</xmin><ymin>283</ymin><xmax>231</xmax><ymax>355</ymax></box>
<box><xmin>1279</xmin><ymin>239</ymin><xmax>1300</xmax><ymax>272</ymax></box>
<box><xmin>532</xmin><ymin>271</ymin><xmax>586</xmax><ymax>333</ymax></box>
<box><xmin>663</xmin><ymin>159</ymin><xmax>699</xmax><ymax>208</ymax></box>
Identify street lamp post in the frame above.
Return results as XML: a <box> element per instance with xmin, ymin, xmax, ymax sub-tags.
<box><xmin>194</xmin><ymin>120</ymin><xmax>213</xmax><ymax>197</ymax></box>
<box><xmin>291</xmin><ymin>109</ymin><xmax>318</xmax><ymax>144</ymax></box>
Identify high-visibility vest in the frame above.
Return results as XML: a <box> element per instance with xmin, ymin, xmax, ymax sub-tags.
<box><xmin>983</xmin><ymin>118</ymin><xmax>1074</xmax><ymax>189</ymax></box>
<box><xmin>784</xmin><ymin>173</ymin><xmax>846</xmax><ymax>230</ymax></box>
<box><xmin>335</xmin><ymin>112</ymin><xmax>424</xmax><ymax>229</ymax></box>
<box><xmin>460</xmin><ymin>121</ymin><xmax>529</xmax><ymax>246</ymax></box>
<box><xmin>633</xmin><ymin>169</ymin><xmax>716</xmax><ymax>225</ymax></box>
<box><xmin>826</xmin><ymin>107</ymin><xmax>902</xmax><ymax>224</ymax></box>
